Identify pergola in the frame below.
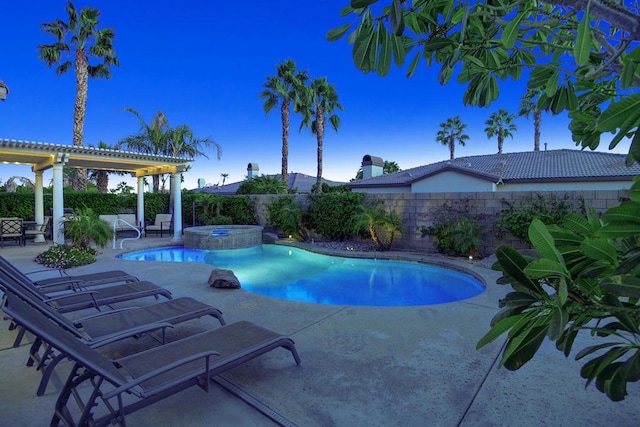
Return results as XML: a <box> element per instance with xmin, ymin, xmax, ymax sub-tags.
<box><xmin>0</xmin><ymin>139</ymin><xmax>191</xmax><ymax>245</ymax></box>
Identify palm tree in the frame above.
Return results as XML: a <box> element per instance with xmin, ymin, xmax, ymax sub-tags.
<box><xmin>485</xmin><ymin>109</ymin><xmax>518</xmax><ymax>154</ymax></box>
<box><xmin>260</xmin><ymin>59</ymin><xmax>308</xmax><ymax>190</ymax></box>
<box><xmin>117</xmin><ymin>108</ymin><xmax>169</xmax><ymax>192</ymax></box>
<box><xmin>38</xmin><ymin>1</ymin><xmax>119</xmax><ymax>190</ymax></box>
<box><xmin>119</xmin><ymin>107</ymin><xmax>220</xmax><ymax>211</ymax></box>
<box><xmin>351</xmin><ymin>201</ymin><xmax>403</xmax><ymax>251</ymax></box>
<box><xmin>220</xmin><ymin>173</ymin><xmax>229</xmax><ymax>185</ymax></box>
<box><xmin>298</xmin><ymin>77</ymin><xmax>343</xmax><ymax>193</ymax></box>
<box><xmin>88</xmin><ymin>141</ymin><xmax>126</xmax><ymax>193</ymax></box>
<box><xmin>436</xmin><ymin>116</ymin><xmax>470</xmax><ymax>160</ymax></box>
<box><xmin>519</xmin><ymin>89</ymin><xmax>542</xmax><ymax>151</ymax></box>
<box><xmin>165</xmin><ymin>124</ymin><xmax>221</xmax><ymax>211</ymax></box>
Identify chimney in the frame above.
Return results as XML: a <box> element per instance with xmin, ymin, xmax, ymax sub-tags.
<box><xmin>362</xmin><ymin>155</ymin><xmax>384</xmax><ymax>179</ymax></box>
<box><xmin>247</xmin><ymin>163</ymin><xmax>259</xmax><ymax>179</ymax></box>
<box><xmin>197</xmin><ymin>178</ymin><xmax>205</xmax><ymax>189</ymax></box>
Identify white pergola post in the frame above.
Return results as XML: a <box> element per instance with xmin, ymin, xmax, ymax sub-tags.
<box><xmin>171</xmin><ymin>171</ymin><xmax>183</xmax><ymax>243</ymax></box>
<box><xmin>33</xmin><ymin>170</ymin><xmax>45</xmax><ymax>243</ymax></box>
<box><xmin>137</xmin><ymin>176</ymin><xmax>145</xmax><ymax>231</ymax></box>
<box><xmin>52</xmin><ymin>154</ymin><xmax>68</xmax><ymax>244</ymax></box>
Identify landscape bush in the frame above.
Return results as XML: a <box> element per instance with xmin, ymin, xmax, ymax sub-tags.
<box><xmin>309</xmin><ymin>192</ymin><xmax>365</xmax><ymax>240</ymax></box>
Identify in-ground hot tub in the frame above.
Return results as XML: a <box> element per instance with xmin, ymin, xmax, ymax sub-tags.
<box><xmin>183</xmin><ymin>225</ymin><xmax>264</xmax><ymax>250</ymax></box>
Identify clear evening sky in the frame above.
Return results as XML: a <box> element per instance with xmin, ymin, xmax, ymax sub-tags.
<box><xmin>0</xmin><ymin>1</ymin><xmax>625</xmax><ymax>190</ymax></box>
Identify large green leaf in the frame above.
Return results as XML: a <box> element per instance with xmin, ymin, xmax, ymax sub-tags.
<box><xmin>350</xmin><ymin>0</ymin><xmax>377</xmax><ymax>8</ymax></box>
<box><xmin>391</xmin><ymin>34</ymin><xmax>406</xmax><ymax>66</ymax></box>
<box><xmin>580</xmin><ymin>238</ymin><xmax>618</xmax><ymax>264</ymax></box>
<box><xmin>574</xmin><ymin>9</ymin><xmax>592</xmax><ymax>66</ymax></box>
<box><xmin>630</xmin><ymin>178</ymin><xmax>640</xmax><ymax>203</ymax></box>
<box><xmin>502</xmin><ymin>324</ymin><xmax>548</xmax><ymax>370</ymax></box>
<box><xmin>528</xmin><ymin>218</ymin><xmax>563</xmax><ymax>263</ymax></box>
<box><xmin>377</xmin><ymin>25</ymin><xmax>392</xmax><ymax>76</ymax></box>
<box><xmin>563</xmin><ymin>213</ymin><xmax>592</xmax><ymax>235</ymax></box>
<box><xmin>548</xmin><ymin>306</ymin><xmax>569</xmax><ymax>340</ymax></box>
<box><xmin>389</xmin><ymin>0</ymin><xmax>405</xmax><ymax>36</ymax></box>
<box><xmin>406</xmin><ymin>51</ymin><xmax>420</xmax><ymax>78</ymax></box>
<box><xmin>423</xmin><ymin>37</ymin><xmax>455</xmax><ymax>52</ymax></box>
<box><xmin>601</xmin><ymin>276</ymin><xmax>640</xmax><ymax>298</ymax></box>
<box><xmin>576</xmin><ymin>342</ymin><xmax>621</xmax><ymax>360</ymax></box>
<box><xmin>353</xmin><ymin>20</ymin><xmax>376</xmax><ymax>71</ymax></box>
<box><xmin>501</xmin><ymin>13</ymin><xmax>523</xmax><ymax>49</ymax></box>
<box><xmin>602</xmin><ymin>202</ymin><xmax>640</xmax><ymax>225</ymax></box>
<box><xmin>596</xmin><ymin>93</ymin><xmax>640</xmax><ymax>132</ymax></box>
<box><xmin>495</xmin><ymin>245</ymin><xmax>546</xmax><ymax>296</ymax></box>
<box><xmin>327</xmin><ymin>23</ymin><xmax>352</xmax><ymax>42</ymax></box>
<box><xmin>477</xmin><ymin>312</ymin><xmax>526</xmax><ymax>349</ymax></box>
<box><xmin>598</xmin><ymin>223</ymin><xmax>640</xmax><ymax>239</ymax></box>
<box><xmin>524</xmin><ymin>258</ymin><xmax>571</xmax><ymax>279</ymax></box>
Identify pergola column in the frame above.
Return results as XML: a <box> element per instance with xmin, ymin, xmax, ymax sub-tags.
<box><xmin>52</xmin><ymin>153</ymin><xmax>69</xmax><ymax>245</ymax></box>
<box><xmin>33</xmin><ymin>170</ymin><xmax>45</xmax><ymax>243</ymax></box>
<box><xmin>171</xmin><ymin>171</ymin><xmax>183</xmax><ymax>243</ymax></box>
<box><xmin>137</xmin><ymin>176</ymin><xmax>145</xmax><ymax>231</ymax></box>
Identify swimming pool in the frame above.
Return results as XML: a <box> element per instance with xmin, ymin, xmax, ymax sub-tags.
<box><xmin>118</xmin><ymin>245</ymin><xmax>486</xmax><ymax>306</ymax></box>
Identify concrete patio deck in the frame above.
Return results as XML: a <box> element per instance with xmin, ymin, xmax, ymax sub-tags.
<box><xmin>0</xmin><ymin>237</ymin><xmax>638</xmax><ymax>426</ymax></box>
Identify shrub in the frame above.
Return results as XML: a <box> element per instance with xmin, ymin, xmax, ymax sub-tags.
<box><xmin>35</xmin><ymin>244</ymin><xmax>98</xmax><ymax>268</ymax></box>
<box><xmin>309</xmin><ymin>192</ymin><xmax>365</xmax><ymax>241</ymax></box>
<box><xmin>494</xmin><ymin>192</ymin><xmax>583</xmax><ymax>243</ymax></box>
<box><xmin>236</xmin><ymin>175</ymin><xmax>288</xmax><ymax>194</ymax></box>
<box><xmin>421</xmin><ymin>198</ymin><xmax>486</xmax><ymax>256</ymax></box>
<box><xmin>268</xmin><ymin>196</ymin><xmax>305</xmax><ymax>238</ymax></box>
<box><xmin>223</xmin><ymin>196</ymin><xmax>257</xmax><ymax>224</ymax></box>
<box><xmin>63</xmin><ymin>207</ymin><xmax>112</xmax><ymax>248</ymax></box>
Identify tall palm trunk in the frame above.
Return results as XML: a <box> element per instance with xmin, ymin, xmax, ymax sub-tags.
<box><xmin>96</xmin><ymin>170</ymin><xmax>108</xmax><ymax>193</ymax></box>
<box><xmin>534</xmin><ymin>110</ymin><xmax>541</xmax><ymax>151</ymax></box>
<box><xmin>448</xmin><ymin>136</ymin><xmax>455</xmax><ymax>159</ymax></box>
<box><xmin>73</xmin><ymin>49</ymin><xmax>89</xmax><ymax>190</ymax></box>
<box><xmin>281</xmin><ymin>101</ymin><xmax>290</xmax><ymax>190</ymax></box>
<box><xmin>315</xmin><ymin>104</ymin><xmax>325</xmax><ymax>193</ymax></box>
<box><xmin>498</xmin><ymin>129</ymin><xmax>504</xmax><ymax>154</ymax></box>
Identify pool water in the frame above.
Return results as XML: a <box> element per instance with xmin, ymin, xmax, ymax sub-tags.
<box><xmin>118</xmin><ymin>245</ymin><xmax>485</xmax><ymax>306</ymax></box>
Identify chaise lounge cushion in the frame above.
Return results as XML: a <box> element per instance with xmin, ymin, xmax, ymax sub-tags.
<box><xmin>99</xmin><ymin>214</ymin><xmax>139</xmax><ymax>232</ymax></box>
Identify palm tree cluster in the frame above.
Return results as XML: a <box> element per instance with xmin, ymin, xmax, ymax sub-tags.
<box><xmin>117</xmin><ymin>108</ymin><xmax>221</xmax><ymax>194</ymax></box>
<box><xmin>261</xmin><ymin>59</ymin><xmax>343</xmax><ymax>194</ymax></box>
<box><xmin>436</xmin><ymin>108</ymin><xmax>524</xmax><ymax>159</ymax></box>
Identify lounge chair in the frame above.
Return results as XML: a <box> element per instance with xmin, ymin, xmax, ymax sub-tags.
<box><xmin>145</xmin><ymin>213</ymin><xmax>172</xmax><ymax>237</ymax></box>
<box><xmin>0</xmin><ymin>256</ymin><xmax>172</xmax><ymax>313</ymax></box>
<box><xmin>0</xmin><ymin>268</ymin><xmax>225</xmax><ymax>396</ymax></box>
<box><xmin>2</xmin><ymin>292</ymin><xmax>300</xmax><ymax>427</ymax></box>
<box><xmin>24</xmin><ymin>216</ymin><xmax>50</xmax><ymax>243</ymax></box>
<box><xmin>26</xmin><ymin>268</ymin><xmax>139</xmax><ymax>293</ymax></box>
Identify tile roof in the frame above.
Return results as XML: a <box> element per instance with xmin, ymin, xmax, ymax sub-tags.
<box><xmin>194</xmin><ymin>172</ymin><xmax>347</xmax><ymax>194</ymax></box>
<box><xmin>346</xmin><ymin>149</ymin><xmax>640</xmax><ymax>188</ymax></box>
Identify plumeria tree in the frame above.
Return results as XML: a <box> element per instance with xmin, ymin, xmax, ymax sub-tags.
<box><xmin>436</xmin><ymin>116</ymin><xmax>469</xmax><ymax>160</ymax></box>
<box><xmin>331</xmin><ymin>0</ymin><xmax>640</xmax><ymax>400</ymax></box>
<box><xmin>485</xmin><ymin>109</ymin><xmax>518</xmax><ymax>154</ymax></box>
<box><xmin>260</xmin><ymin>59</ymin><xmax>309</xmax><ymax>190</ymax></box>
<box><xmin>38</xmin><ymin>1</ymin><xmax>119</xmax><ymax>190</ymax></box>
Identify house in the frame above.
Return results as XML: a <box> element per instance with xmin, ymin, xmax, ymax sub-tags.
<box><xmin>346</xmin><ymin>150</ymin><xmax>640</xmax><ymax>194</ymax></box>
<box><xmin>194</xmin><ymin>162</ymin><xmax>347</xmax><ymax>195</ymax></box>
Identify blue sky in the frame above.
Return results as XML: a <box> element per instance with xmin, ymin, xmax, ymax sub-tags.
<box><xmin>0</xmin><ymin>0</ymin><xmax>621</xmax><ymax>190</ymax></box>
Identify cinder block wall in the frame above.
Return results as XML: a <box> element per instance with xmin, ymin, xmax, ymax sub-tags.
<box><xmin>250</xmin><ymin>190</ymin><xmax>627</xmax><ymax>255</ymax></box>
